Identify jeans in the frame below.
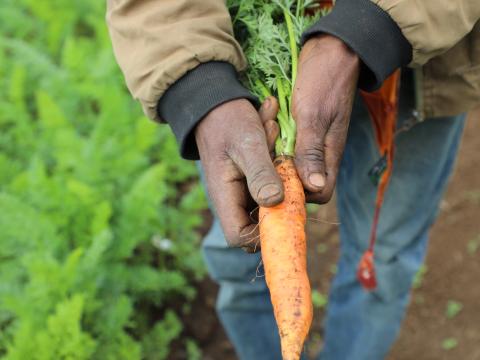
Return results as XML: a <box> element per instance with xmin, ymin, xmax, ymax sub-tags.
<box><xmin>200</xmin><ymin>86</ymin><xmax>466</xmax><ymax>359</ymax></box>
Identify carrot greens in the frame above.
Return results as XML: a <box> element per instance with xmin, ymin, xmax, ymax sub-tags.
<box><xmin>228</xmin><ymin>3</ymin><xmax>329</xmax><ymax>358</ymax></box>
<box><xmin>229</xmin><ymin>0</ymin><xmax>322</xmax><ymax>156</ymax></box>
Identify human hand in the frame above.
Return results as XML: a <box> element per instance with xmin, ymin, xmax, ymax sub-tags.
<box><xmin>195</xmin><ymin>97</ymin><xmax>281</xmax><ymax>251</ymax></box>
<box><xmin>292</xmin><ymin>34</ymin><xmax>360</xmax><ymax>203</ymax></box>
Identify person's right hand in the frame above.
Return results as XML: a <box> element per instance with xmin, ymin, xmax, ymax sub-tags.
<box><xmin>195</xmin><ymin>97</ymin><xmax>282</xmax><ymax>252</ymax></box>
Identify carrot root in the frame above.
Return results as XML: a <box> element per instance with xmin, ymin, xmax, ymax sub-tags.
<box><xmin>259</xmin><ymin>156</ymin><xmax>312</xmax><ymax>360</ymax></box>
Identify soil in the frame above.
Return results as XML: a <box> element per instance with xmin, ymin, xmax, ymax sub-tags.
<box><xmin>179</xmin><ymin>109</ymin><xmax>480</xmax><ymax>360</ymax></box>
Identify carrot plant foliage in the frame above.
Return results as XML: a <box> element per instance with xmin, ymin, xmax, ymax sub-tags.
<box><xmin>0</xmin><ymin>1</ymin><xmax>207</xmax><ymax>359</ymax></box>
<box><xmin>229</xmin><ymin>0</ymin><xmax>322</xmax><ymax>155</ymax></box>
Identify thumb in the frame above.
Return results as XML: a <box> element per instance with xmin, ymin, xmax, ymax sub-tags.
<box><xmin>230</xmin><ymin>130</ymin><xmax>284</xmax><ymax>207</ymax></box>
<box><xmin>295</xmin><ymin>123</ymin><xmax>327</xmax><ymax>193</ymax></box>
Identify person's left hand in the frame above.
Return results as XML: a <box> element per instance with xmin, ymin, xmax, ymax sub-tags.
<box><xmin>292</xmin><ymin>34</ymin><xmax>360</xmax><ymax>204</ymax></box>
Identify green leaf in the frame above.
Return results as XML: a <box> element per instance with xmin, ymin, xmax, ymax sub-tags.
<box><xmin>445</xmin><ymin>300</ymin><xmax>463</xmax><ymax>319</ymax></box>
<box><xmin>442</xmin><ymin>338</ymin><xmax>458</xmax><ymax>351</ymax></box>
<box><xmin>186</xmin><ymin>339</ymin><xmax>202</xmax><ymax>360</ymax></box>
<box><xmin>142</xmin><ymin>311</ymin><xmax>183</xmax><ymax>360</ymax></box>
<box><xmin>467</xmin><ymin>235</ymin><xmax>480</xmax><ymax>255</ymax></box>
<box><xmin>0</xmin><ymin>2</ymin><xmax>207</xmax><ymax>358</ymax></box>
<box><xmin>232</xmin><ymin>0</ymin><xmax>323</xmax><ymax>156</ymax></box>
<box><xmin>413</xmin><ymin>265</ymin><xmax>427</xmax><ymax>289</ymax></box>
<box><xmin>311</xmin><ymin>290</ymin><xmax>328</xmax><ymax>309</ymax></box>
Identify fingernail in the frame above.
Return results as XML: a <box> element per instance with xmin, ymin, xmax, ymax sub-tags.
<box><xmin>309</xmin><ymin>173</ymin><xmax>325</xmax><ymax>189</ymax></box>
<box><xmin>259</xmin><ymin>184</ymin><xmax>280</xmax><ymax>202</ymax></box>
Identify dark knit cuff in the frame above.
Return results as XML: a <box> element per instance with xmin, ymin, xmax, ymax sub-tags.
<box><xmin>157</xmin><ymin>62</ymin><xmax>258</xmax><ymax>160</ymax></box>
<box><xmin>302</xmin><ymin>0</ymin><xmax>412</xmax><ymax>90</ymax></box>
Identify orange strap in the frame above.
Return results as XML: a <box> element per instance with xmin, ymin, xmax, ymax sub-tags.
<box><xmin>311</xmin><ymin>0</ymin><xmax>401</xmax><ymax>290</ymax></box>
<box><xmin>357</xmin><ymin>70</ymin><xmax>401</xmax><ymax>290</ymax></box>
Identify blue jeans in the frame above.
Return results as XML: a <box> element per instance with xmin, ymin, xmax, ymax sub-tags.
<box><xmin>200</xmin><ymin>88</ymin><xmax>466</xmax><ymax>359</ymax></box>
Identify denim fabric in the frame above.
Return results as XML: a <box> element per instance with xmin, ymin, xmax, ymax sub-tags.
<box><xmin>199</xmin><ymin>88</ymin><xmax>466</xmax><ymax>359</ymax></box>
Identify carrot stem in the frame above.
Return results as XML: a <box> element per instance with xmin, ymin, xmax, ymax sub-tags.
<box><xmin>274</xmin><ymin>5</ymin><xmax>299</xmax><ymax>158</ymax></box>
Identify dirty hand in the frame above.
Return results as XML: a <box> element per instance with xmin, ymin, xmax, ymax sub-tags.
<box><xmin>292</xmin><ymin>34</ymin><xmax>360</xmax><ymax>203</ymax></box>
<box><xmin>195</xmin><ymin>97</ymin><xmax>280</xmax><ymax>251</ymax></box>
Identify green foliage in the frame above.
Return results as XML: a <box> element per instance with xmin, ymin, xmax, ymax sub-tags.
<box><xmin>229</xmin><ymin>0</ymin><xmax>324</xmax><ymax>156</ymax></box>
<box><xmin>141</xmin><ymin>311</ymin><xmax>182</xmax><ymax>360</ymax></box>
<box><xmin>311</xmin><ymin>290</ymin><xmax>328</xmax><ymax>309</ymax></box>
<box><xmin>412</xmin><ymin>264</ymin><xmax>427</xmax><ymax>289</ymax></box>
<box><xmin>185</xmin><ymin>339</ymin><xmax>203</xmax><ymax>360</ymax></box>
<box><xmin>0</xmin><ymin>0</ymin><xmax>207</xmax><ymax>358</ymax></box>
<box><xmin>467</xmin><ymin>234</ymin><xmax>480</xmax><ymax>255</ymax></box>
<box><xmin>445</xmin><ymin>300</ymin><xmax>463</xmax><ymax>319</ymax></box>
<box><xmin>441</xmin><ymin>337</ymin><xmax>458</xmax><ymax>351</ymax></box>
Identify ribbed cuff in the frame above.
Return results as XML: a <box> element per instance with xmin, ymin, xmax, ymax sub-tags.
<box><xmin>157</xmin><ymin>62</ymin><xmax>258</xmax><ymax>160</ymax></box>
<box><xmin>302</xmin><ymin>0</ymin><xmax>412</xmax><ymax>91</ymax></box>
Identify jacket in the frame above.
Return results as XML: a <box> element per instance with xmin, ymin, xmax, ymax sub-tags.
<box><xmin>106</xmin><ymin>0</ymin><xmax>480</xmax><ymax>159</ymax></box>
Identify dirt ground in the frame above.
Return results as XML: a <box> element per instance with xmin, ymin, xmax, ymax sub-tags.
<box><xmin>179</xmin><ymin>108</ymin><xmax>480</xmax><ymax>360</ymax></box>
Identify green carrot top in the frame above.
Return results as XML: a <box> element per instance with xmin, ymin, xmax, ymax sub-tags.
<box><xmin>229</xmin><ymin>0</ymin><xmax>323</xmax><ymax>156</ymax></box>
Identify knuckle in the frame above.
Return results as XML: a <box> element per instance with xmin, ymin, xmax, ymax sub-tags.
<box><xmin>299</xmin><ymin>144</ymin><xmax>325</xmax><ymax>165</ymax></box>
<box><xmin>220</xmin><ymin>222</ymin><xmax>243</xmax><ymax>248</ymax></box>
<box><xmin>238</xmin><ymin>131</ymin><xmax>265</xmax><ymax>151</ymax></box>
<box><xmin>248</xmin><ymin>167</ymin><xmax>272</xmax><ymax>193</ymax></box>
<box><xmin>250</xmin><ymin>165</ymin><xmax>269</xmax><ymax>182</ymax></box>
<box><xmin>293</xmin><ymin>104</ymin><xmax>331</xmax><ymax>133</ymax></box>
<box><xmin>318</xmin><ymin>116</ymin><xmax>332</xmax><ymax>132</ymax></box>
<box><xmin>212</xmin><ymin>148</ymin><xmax>233</xmax><ymax>164</ymax></box>
<box><xmin>224</xmin><ymin>230</ymin><xmax>242</xmax><ymax>248</ymax></box>
<box><xmin>320</xmin><ymin>190</ymin><xmax>334</xmax><ymax>204</ymax></box>
<box><xmin>293</xmin><ymin>106</ymin><xmax>318</xmax><ymax>127</ymax></box>
<box><xmin>229</xmin><ymin>130</ymin><xmax>266</xmax><ymax>161</ymax></box>
<box><xmin>307</xmin><ymin>189</ymin><xmax>333</xmax><ymax>204</ymax></box>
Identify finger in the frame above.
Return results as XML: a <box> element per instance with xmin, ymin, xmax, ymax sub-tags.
<box><xmin>259</xmin><ymin>96</ymin><xmax>279</xmax><ymax>124</ymax></box>
<box><xmin>204</xmin><ymin>161</ymin><xmax>260</xmax><ymax>250</ymax></box>
<box><xmin>230</xmin><ymin>121</ymin><xmax>284</xmax><ymax>207</ymax></box>
<box><xmin>319</xmin><ymin>117</ymin><xmax>348</xmax><ymax>198</ymax></box>
<box><xmin>294</xmin><ymin>109</ymin><xmax>328</xmax><ymax>193</ymax></box>
<box><xmin>305</xmin><ymin>189</ymin><xmax>334</xmax><ymax>204</ymax></box>
<box><xmin>259</xmin><ymin>97</ymin><xmax>280</xmax><ymax>156</ymax></box>
<box><xmin>264</xmin><ymin>120</ymin><xmax>279</xmax><ymax>156</ymax></box>
<box><xmin>304</xmin><ymin>119</ymin><xmax>348</xmax><ymax>204</ymax></box>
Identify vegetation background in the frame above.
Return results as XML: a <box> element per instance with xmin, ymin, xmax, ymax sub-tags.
<box><xmin>0</xmin><ymin>1</ymin><xmax>208</xmax><ymax>358</ymax></box>
<box><xmin>0</xmin><ymin>1</ymin><xmax>479</xmax><ymax>360</ymax></box>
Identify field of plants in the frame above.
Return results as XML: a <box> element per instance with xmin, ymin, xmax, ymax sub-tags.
<box><xmin>0</xmin><ymin>1</ymin><xmax>208</xmax><ymax>358</ymax></box>
<box><xmin>1</xmin><ymin>1</ymin><xmax>479</xmax><ymax>360</ymax></box>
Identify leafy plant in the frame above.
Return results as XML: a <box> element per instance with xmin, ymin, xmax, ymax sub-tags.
<box><xmin>412</xmin><ymin>264</ymin><xmax>428</xmax><ymax>289</ymax></box>
<box><xmin>0</xmin><ymin>0</ymin><xmax>207</xmax><ymax>358</ymax></box>
<box><xmin>445</xmin><ymin>300</ymin><xmax>463</xmax><ymax>319</ymax></box>
<box><xmin>467</xmin><ymin>235</ymin><xmax>480</xmax><ymax>255</ymax></box>
<box><xmin>442</xmin><ymin>337</ymin><xmax>458</xmax><ymax>351</ymax></box>
<box><xmin>229</xmin><ymin>0</ymin><xmax>323</xmax><ymax>156</ymax></box>
<box><xmin>311</xmin><ymin>290</ymin><xmax>328</xmax><ymax>309</ymax></box>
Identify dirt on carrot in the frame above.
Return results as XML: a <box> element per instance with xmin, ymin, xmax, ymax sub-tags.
<box><xmin>260</xmin><ymin>156</ymin><xmax>313</xmax><ymax>360</ymax></box>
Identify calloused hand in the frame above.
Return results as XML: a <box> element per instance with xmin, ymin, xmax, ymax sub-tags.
<box><xmin>195</xmin><ymin>97</ymin><xmax>280</xmax><ymax>252</ymax></box>
<box><xmin>292</xmin><ymin>34</ymin><xmax>360</xmax><ymax>203</ymax></box>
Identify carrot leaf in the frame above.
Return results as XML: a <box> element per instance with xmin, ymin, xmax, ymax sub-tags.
<box><xmin>229</xmin><ymin>0</ymin><xmax>325</xmax><ymax>156</ymax></box>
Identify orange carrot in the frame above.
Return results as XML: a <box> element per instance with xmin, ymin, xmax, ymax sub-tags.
<box><xmin>259</xmin><ymin>156</ymin><xmax>312</xmax><ymax>360</ymax></box>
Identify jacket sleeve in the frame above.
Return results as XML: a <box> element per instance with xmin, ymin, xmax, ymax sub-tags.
<box><xmin>375</xmin><ymin>0</ymin><xmax>480</xmax><ymax>67</ymax></box>
<box><xmin>106</xmin><ymin>0</ymin><xmax>256</xmax><ymax>159</ymax></box>
<box><xmin>302</xmin><ymin>0</ymin><xmax>480</xmax><ymax>90</ymax></box>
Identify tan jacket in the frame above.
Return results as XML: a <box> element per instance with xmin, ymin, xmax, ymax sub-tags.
<box><xmin>106</xmin><ymin>0</ymin><xmax>480</xmax><ymax>122</ymax></box>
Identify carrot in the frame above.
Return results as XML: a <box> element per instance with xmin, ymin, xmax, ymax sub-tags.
<box><xmin>259</xmin><ymin>156</ymin><xmax>312</xmax><ymax>360</ymax></box>
<box><xmin>231</xmin><ymin>2</ymin><xmax>318</xmax><ymax>357</ymax></box>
